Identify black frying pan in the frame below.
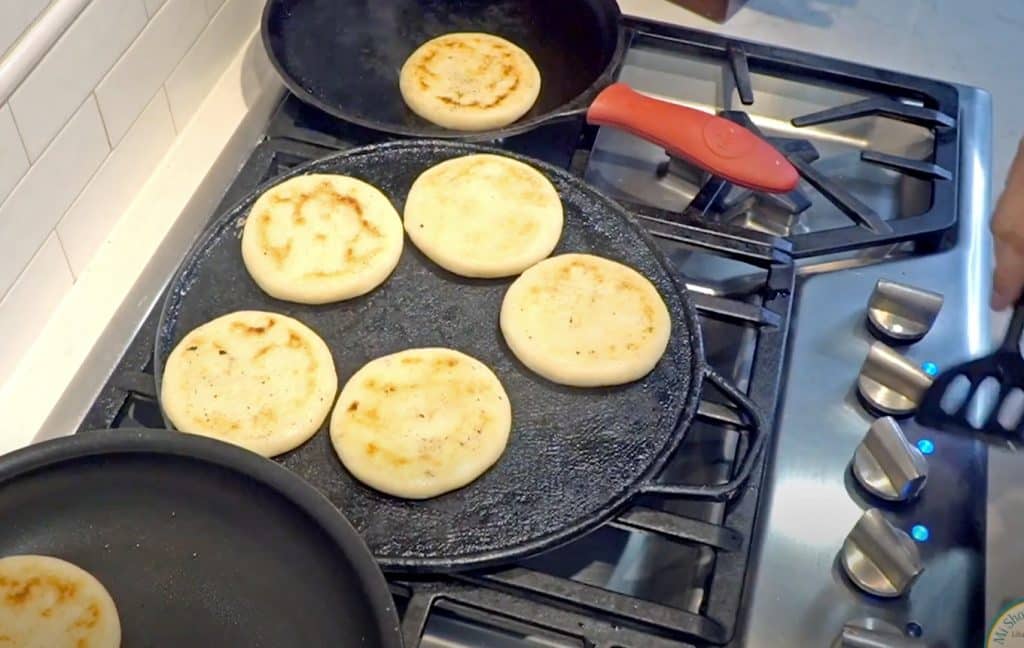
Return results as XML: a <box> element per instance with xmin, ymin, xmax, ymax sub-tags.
<box><xmin>155</xmin><ymin>141</ymin><xmax>767</xmax><ymax>572</ymax></box>
<box><xmin>0</xmin><ymin>429</ymin><xmax>402</xmax><ymax>646</ymax></box>
<box><xmin>260</xmin><ymin>0</ymin><xmax>800</xmax><ymax>193</ymax></box>
<box><xmin>262</xmin><ymin>0</ymin><xmax>624</xmax><ymax>141</ymax></box>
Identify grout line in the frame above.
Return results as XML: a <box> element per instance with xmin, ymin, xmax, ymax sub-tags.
<box><xmin>0</xmin><ymin>91</ymin><xmax>103</xmax><ymax>215</ymax></box>
<box><xmin>52</xmin><ymin>230</ymin><xmax>76</xmax><ymax>281</ymax></box>
<box><xmin>206</xmin><ymin>0</ymin><xmax>227</xmax><ymax>20</ymax></box>
<box><xmin>94</xmin><ymin>91</ymin><xmax>115</xmax><ymax>149</ymax></box>
<box><xmin>5</xmin><ymin>105</ymin><xmax>32</xmax><ymax>164</ymax></box>
<box><xmin>96</xmin><ymin>0</ymin><xmax>210</xmax><ymax>148</ymax></box>
<box><xmin>53</xmin><ymin>95</ymin><xmax>112</xmax><ymax>220</ymax></box>
<box><xmin>161</xmin><ymin>85</ymin><xmax>178</xmax><ymax>134</ymax></box>
<box><xmin>0</xmin><ymin>232</ymin><xmax>61</xmax><ymax>306</ymax></box>
<box><xmin>164</xmin><ymin>0</ymin><xmax>224</xmax><ymax>132</ymax></box>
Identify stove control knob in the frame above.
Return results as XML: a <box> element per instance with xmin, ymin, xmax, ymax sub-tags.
<box><xmin>840</xmin><ymin>508</ymin><xmax>923</xmax><ymax>598</ymax></box>
<box><xmin>835</xmin><ymin>618</ymin><xmax>927</xmax><ymax>647</ymax></box>
<box><xmin>852</xmin><ymin>417</ymin><xmax>928</xmax><ymax>501</ymax></box>
<box><xmin>867</xmin><ymin>279</ymin><xmax>943</xmax><ymax>345</ymax></box>
<box><xmin>857</xmin><ymin>342</ymin><xmax>933</xmax><ymax>417</ymax></box>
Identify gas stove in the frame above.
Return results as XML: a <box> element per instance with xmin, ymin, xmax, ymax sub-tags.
<box><xmin>67</xmin><ymin>16</ymin><xmax>991</xmax><ymax>648</ymax></box>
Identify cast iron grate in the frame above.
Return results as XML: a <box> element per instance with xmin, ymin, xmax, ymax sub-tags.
<box><xmin>620</xmin><ymin>18</ymin><xmax>961</xmax><ymax>258</ymax></box>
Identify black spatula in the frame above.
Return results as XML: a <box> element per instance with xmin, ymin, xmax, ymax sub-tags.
<box><xmin>916</xmin><ymin>297</ymin><xmax>1024</xmax><ymax>447</ymax></box>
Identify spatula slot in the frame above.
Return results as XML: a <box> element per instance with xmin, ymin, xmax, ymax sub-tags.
<box><xmin>966</xmin><ymin>376</ymin><xmax>1001</xmax><ymax>429</ymax></box>
<box><xmin>996</xmin><ymin>388</ymin><xmax>1024</xmax><ymax>430</ymax></box>
<box><xmin>939</xmin><ymin>375</ymin><xmax>972</xmax><ymax>417</ymax></box>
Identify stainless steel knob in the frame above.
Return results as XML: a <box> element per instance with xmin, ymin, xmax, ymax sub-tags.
<box><xmin>835</xmin><ymin>618</ymin><xmax>927</xmax><ymax>647</ymax></box>
<box><xmin>852</xmin><ymin>417</ymin><xmax>928</xmax><ymax>501</ymax></box>
<box><xmin>840</xmin><ymin>508</ymin><xmax>923</xmax><ymax>598</ymax></box>
<box><xmin>857</xmin><ymin>342</ymin><xmax>933</xmax><ymax>416</ymax></box>
<box><xmin>867</xmin><ymin>280</ymin><xmax>943</xmax><ymax>344</ymax></box>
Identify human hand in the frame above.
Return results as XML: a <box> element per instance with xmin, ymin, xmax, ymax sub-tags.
<box><xmin>991</xmin><ymin>137</ymin><xmax>1024</xmax><ymax>310</ymax></box>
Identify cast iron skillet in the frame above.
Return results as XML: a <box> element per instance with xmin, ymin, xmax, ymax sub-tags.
<box><xmin>0</xmin><ymin>429</ymin><xmax>402</xmax><ymax>647</ymax></box>
<box><xmin>260</xmin><ymin>0</ymin><xmax>800</xmax><ymax>194</ymax></box>
<box><xmin>262</xmin><ymin>0</ymin><xmax>624</xmax><ymax>141</ymax></box>
<box><xmin>154</xmin><ymin>140</ymin><xmax>768</xmax><ymax>572</ymax></box>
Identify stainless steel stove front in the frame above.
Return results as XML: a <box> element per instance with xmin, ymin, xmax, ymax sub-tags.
<box><xmin>581</xmin><ymin>34</ymin><xmax>993</xmax><ymax>647</ymax></box>
<box><xmin>737</xmin><ymin>85</ymin><xmax>992</xmax><ymax>647</ymax></box>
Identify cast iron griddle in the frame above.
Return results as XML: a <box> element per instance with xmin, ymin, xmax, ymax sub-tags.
<box><xmin>155</xmin><ymin>140</ymin><xmax>705</xmax><ymax>572</ymax></box>
<box><xmin>0</xmin><ymin>429</ymin><xmax>401</xmax><ymax>646</ymax></box>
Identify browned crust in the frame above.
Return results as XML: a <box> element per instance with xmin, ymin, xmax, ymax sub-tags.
<box><xmin>0</xmin><ymin>570</ymin><xmax>106</xmax><ymax>634</ymax></box>
<box><xmin>408</xmin><ymin>36</ymin><xmax>527</xmax><ymax>110</ymax></box>
<box><xmin>253</xmin><ymin>181</ymin><xmax>383</xmax><ymax>272</ymax></box>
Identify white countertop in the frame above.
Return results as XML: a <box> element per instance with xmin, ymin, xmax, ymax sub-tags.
<box><xmin>619</xmin><ymin>0</ymin><xmax>1022</xmax><ymax>189</ymax></box>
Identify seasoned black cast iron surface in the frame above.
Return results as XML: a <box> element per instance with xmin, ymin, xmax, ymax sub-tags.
<box><xmin>262</xmin><ymin>0</ymin><xmax>622</xmax><ymax>138</ymax></box>
<box><xmin>0</xmin><ymin>429</ymin><xmax>401</xmax><ymax>647</ymax></box>
<box><xmin>156</xmin><ymin>141</ymin><xmax>703</xmax><ymax>571</ymax></box>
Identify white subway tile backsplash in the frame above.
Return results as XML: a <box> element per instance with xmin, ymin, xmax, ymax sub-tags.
<box><xmin>144</xmin><ymin>0</ymin><xmax>170</xmax><ymax>17</ymax></box>
<box><xmin>0</xmin><ymin>97</ymin><xmax>109</xmax><ymax>297</ymax></box>
<box><xmin>0</xmin><ymin>0</ymin><xmax>51</xmax><ymax>59</ymax></box>
<box><xmin>9</xmin><ymin>0</ymin><xmax>147</xmax><ymax>160</ymax></box>
<box><xmin>0</xmin><ymin>105</ymin><xmax>29</xmax><ymax>206</ymax></box>
<box><xmin>96</xmin><ymin>0</ymin><xmax>207</xmax><ymax>144</ymax></box>
<box><xmin>59</xmin><ymin>90</ymin><xmax>176</xmax><ymax>276</ymax></box>
<box><xmin>0</xmin><ymin>0</ymin><xmax>259</xmax><ymax>392</ymax></box>
<box><xmin>165</xmin><ymin>0</ymin><xmax>263</xmax><ymax>129</ymax></box>
<box><xmin>204</xmin><ymin>0</ymin><xmax>227</xmax><ymax>18</ymax></box>
<box><xmin>0</xmin><ymin>233</ymin><xmax>74</xmax><ymax>386</ymax></box>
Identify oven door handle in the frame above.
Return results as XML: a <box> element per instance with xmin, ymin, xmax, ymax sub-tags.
<box><xmin>640</xmin><ymin>366</ymin><xmax>770</xmax><ymax>501</ymax></box>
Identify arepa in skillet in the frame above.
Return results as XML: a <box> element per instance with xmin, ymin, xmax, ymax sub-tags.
<box><xmin>241</xmin><ymin>174</ymin><xmax>403</xmax><ymax>304</ymax></box>
<box><xmin>501</xmin><ymin>253</ymin><xmax>671</xmax><ymax>387</ymax></box>
<box><xmin>330</xmin><ymin>348</ymin><xmax>512</xmax><ymax>499</ymax></box>
<box><xmin>0</xmin><ymin>555</ymin><xmax>121</xmax><ymax>648</ymax></box>
<box><xmin>399</xmin><ymin>33</ymin><xmax>541</xmax><ymax>131</ymax></box>
<box><xmin>161</xmin><ymin>310</ymin><xmax>337</xmax><ymax>457</ymax></box>
<box><xmin>404</xmin><ymin>153</ymin><xmax>563</xmax><ymax>277</ymax></box>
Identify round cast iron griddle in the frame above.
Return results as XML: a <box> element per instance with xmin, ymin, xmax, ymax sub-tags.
<box><xmin>155</xmin><ymin>140</ymin><xmax>705</xmax><ymax>572</ymax></box>
<box><xmin>261</xmin><ymin>0</ymin><xmax>624</xmax><ymax>139</ymax></box>
<box><xmin>0</xmin><ymin>429</ymin><xmax>402</xmax><ymax>647</ymax></box>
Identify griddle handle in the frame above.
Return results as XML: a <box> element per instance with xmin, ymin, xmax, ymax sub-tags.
<box><xmin>639</xmin><ymin>367</ymin><xmax>769</xmax><ymax>501</ymax></box>
<box><xmin>586</xmin><ymin>83</ymin><xmax>799</xmax><ymax>194</ymax></box>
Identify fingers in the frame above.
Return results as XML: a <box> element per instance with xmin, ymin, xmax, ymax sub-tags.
<box><xmin>991</xmin><ymin>138</ymin><xmax>1024</xmax><ymax>309</ymax></box>
<box><xmin>993</xmin><ymin>239</ymin><xmax>1024</xmax><ymax>309</ymax></box>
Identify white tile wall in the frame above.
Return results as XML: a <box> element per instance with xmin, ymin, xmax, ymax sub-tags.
<box><xmin>0</xmin><ymin>233</ymin><xmax>74</xmax><ymax>386</ymax></box>
<box><xmin>0</xmin><ymin>97</ymin><xmax>109</xmax><ymax>297</ymax></box>
<box><xmin>9</xmin><ymin>0</ymin><xmax>147</xmax><ymax>160</ymax></box>
<box><xmin>0</xmin><ymin>0</ymin><xmax>51</xmax><ymax>59</ymax></box>
<box><xmin>95</xmin><ymin>0</ymin><xmax>207</xmax><ymax>144</ymax></box>
<box><xmin>0</xmin><ymin>0</ymin><xmax>262</xmax><ymax>387</ymax></box>
<box><xmin>0</xmin><ymin>105</ymin><xmax>29</xmax><ymax>206</ymax></box>
<box><xmin>59</xmin><ymin>90</ymin><xmax>177</xmax><ymax>276</ymax></box>
<box><xmin>165</xmin><ymin>0</ymin><xmax>264</xmax><ymax>129</ymax></box>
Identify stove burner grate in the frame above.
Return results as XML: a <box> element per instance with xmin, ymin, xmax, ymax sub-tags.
<box><xmin>622</xmin><ymin>17</ymin><xmax>961</xmax><ymax>259</ymax></box>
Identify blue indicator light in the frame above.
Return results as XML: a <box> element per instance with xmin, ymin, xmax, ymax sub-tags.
<box><xmin>922</xmin><ymin>361</ymin><xmax>939</xmax><ymax>376</ymax></box>
<box><xmin>916</xmin><ymin>439</ymin><xmax>935</xmax><ymax>455</ymax></box>
<box><xmin>911</xmin><ymin>525</ymin><xmax>930</xmax><ymax>542</ymax></box>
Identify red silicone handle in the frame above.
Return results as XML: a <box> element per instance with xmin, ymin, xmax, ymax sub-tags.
<box><xmin>587</xmin><ymin>83</ymin><xmax>799</xmax><ymax>194</ymax></box>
